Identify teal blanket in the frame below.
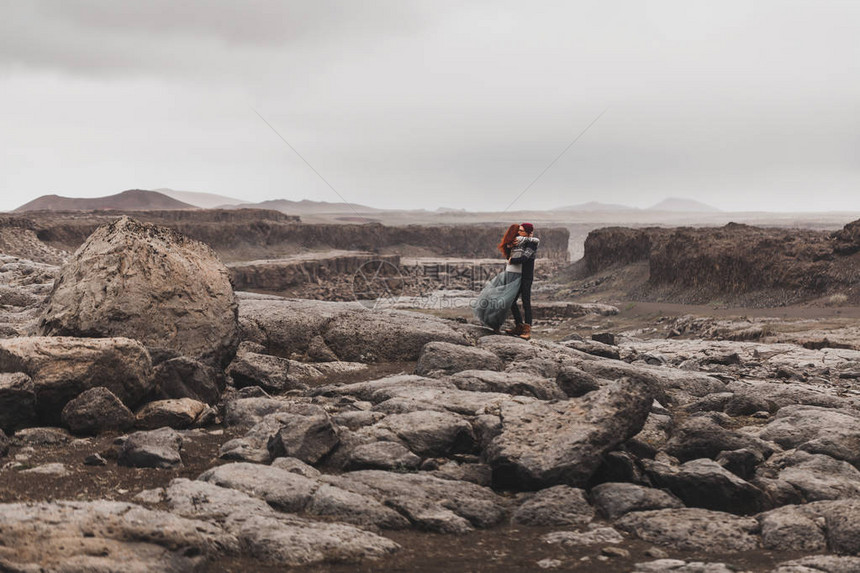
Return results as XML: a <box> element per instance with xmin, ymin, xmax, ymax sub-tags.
<box><xmin>473</xmin><ymin>271</ymin><xmax>522</xmax><ymax>330</ymax></box>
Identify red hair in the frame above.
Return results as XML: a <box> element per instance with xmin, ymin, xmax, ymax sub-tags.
<box><xmin>498</xmin><ymin>224</ymin><xmax>520</xmax><ymax>256</ymax></box>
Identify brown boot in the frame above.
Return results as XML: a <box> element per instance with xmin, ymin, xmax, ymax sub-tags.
<box><xmin>519</xmin><ymin>324</ymin><xmax>531</xmax><ymax>340</ymax></box>
<box><xmin>504</xmin><ymin>323</ymin><xmax>523</xmax><ymax>335</ymax></box>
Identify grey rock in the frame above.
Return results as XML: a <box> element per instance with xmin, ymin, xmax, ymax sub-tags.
<box><xmin>266</xmin><ymin>408</ymin><xmax>340</xmax><ymax>464</ymax></box>
<box><xmin>541</xmin><ymin>527</ymin><xmax>624</xmax><ymax>546</ymax></box>
<box><xmin>555</xmin><ymin>364</ymin><xmax>602</xmax><ymax>397</ymax></box>
<box><xmin>118</xmin><ymin>427</ymin><xmax>183</xmax><ymax>469</ymax></box>
<box><xmin>772</xmin><ymin>556</ymin><xmax>860</xmax><ymax>573</ymax></box>
<box><xmin>378</xmin><ymin>410</ymin><xmax>475</xmax><ymax>457</ymax></box>
<box><xmin>223</xmin><ymin>395</ymin><xmax>296</xmax><ymax>427</ymax></box>
<box><xmin>21</xmin><ymin>462</ymin><xmax>69</xmax><ymax>476</ymax></box>
<box><xmin>758</xmin><ymin>505</ymin><xmax>827</xmax><ymax>552</ymax></box>
<box><xmin>429</xmin><ymin>460</ymin><xmax>493</xmax><ymax>486</ymax></box>
<box><xmin>616</xmin><ymin>508</ymin><xmax>760</xmax><ymax>552</ymax></box>
<box><xmin>227</xmin><ymin>351</ymin><xmax>305</xmax><ymax>393</ymax></box>
<box><xmin>631</xmin><ymin>560</ymin><xmax>739</xmax><ymax>573</ymax></box>
<box><xmin>240</xmin><ymin>298</ymin><xmax>470</xmax><ymax>362</ymax></box>
<box><xmin>414</xmin><ymin>341</ymin><xmax>503</xmax><ymax>376</ymax></box>
<box><xmin>486</xmin><ymin>377</ymin><xmax>654</xmax><ymax>489</ymax></box>
<box><xmin>0</xmin><ymin>429</ymin><xmax>8</xmax><ymax>457</ymax></box>
<box><xmin>325</xmin><ymin>470</ymin><xmax>507</xmax><ymax>533</ymax></box>
<box><xmin>15</xmin><ymin>426</ymin><xmax>72</xmax><ymax>445</ymax></box>
<box><xmin>162</xmin><ymin>478</ymin><xmax>400</xmax><ymax>565</ymax></box>
<box><xmin>0</xmin><ymin>372</ymin><xmax>36</xmax><ymax>431</ymax></box>
<box><xmin>512</xmin><ymin>485</ymin><xmax>594</xmax><ymax>526</ymax></box>
<box><xmin>306</xmin><ymin>483</ymin><xmax>411</xmax><ymax>529</ymax></box>
<box><xmin>725</xmin><ymin>380</ymin><xmax>845</xmax><ymax>416</ymax></box>
<box><xmin>61</xmin><ymin>386</ymin><xmax>134</xmax><ymax>435</ymax></box>
<box><xmin>333</xmin><ymin>409</ymin><xmax>386</xmax><ymax>430</ymax></box>
<box><xmin>316</xmin><ymin>374</ymin><xmax>452</xmax><ymax>402</ymax></box>
<box><xmin>591</xmin><ymin>482</ymin><xmax>684</xmax><ymax>520</ymax></box>
<box><xmin>134</xmin><ymin>398</ymin><xmax>206</xmax><ymax>430</ymax></box>
<box><xmin>756</xmin><ymin>450</ymin><xmax>860</xmax><ymax>502</ymax></box>
<box><xmin>307</xmin><ymin>334</ymin><xmax>339</xmax><ymax>362</ymax></box>
<box><xmin>198</xmin><ymin>462</ymin><xmax>317</xmax><ymax>512</ymax></box>
<box><xmin>228</xmin><ymin>512</ymin><xmax>399</xmax><ymax>565</ymax></box>
<box><xmin>760</xmin><ymin>405</ymin><xmax>860</xmax><ymax>467</ymax></box>
<box><xmin>0</xmin><ymin>336</ymin><xmax>153</xmax><ymax>424</ymax></box>
<box><xmin>0</xmin><ymin>500</ymin><xmax>237</xmax><ymax>572</ymax></box>
<box><xmin>39</xmin><ymin>216</ymin><xmax>239</xmax><ymax>368</ymax></box>
<box><xmin>345</xmin><ymin>441</ymin><xmax>422</xmax><ymax>471</ymax></box>
<box><xmin>644</xmin><ymin>458</ymin><xmax>766</xmax><ymax>514</ymax></box>
<box><xmin>715</xmin><ymin>448</ymin><xmax>764</xmax><ymax>480</ymax></box>
<box><xmin>450</xmin><ymin>369</ymin><xmax>566</xmax><ymax>400</ymax></box>
<box><xmin>477</xmin><ymin>335</ymin><xmax>539</xmax><ymax>362</ymax></box>
<box><xmin>271</xmin><ymin>456</ymin><xmax>322</xmax><ymax>478</ymax></box>
<box><xmin>324</xmin><ymin>309</ymin><xmax>471</xmax><ymax>362</ymax></box>
<box><xmin>665</xmin><ymin>414</ymin><xmax>773</xmax><ymax>462</ymax></box>
<box><xmin>154</xmin><ymin>356</ymin><xmax>225</xmax><ymax>405</ymax></box>
<box><xmin>578</xmin><ymin>359</ymin><xmax>726</xmax><ymax>404</ymax></box>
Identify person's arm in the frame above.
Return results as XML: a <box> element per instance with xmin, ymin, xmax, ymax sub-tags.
<box><xmin>520</xmin><ymin>237</ymin><xmax>540</xmax><ymax>260</ymax></box>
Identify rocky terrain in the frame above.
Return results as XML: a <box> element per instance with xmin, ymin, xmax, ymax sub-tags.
<box><xmin>4</xmin><ymin>216</ymin><xmax>860</xmax><ymax>571</ymax></box>
<box><xmin>574</xmin><ymin>220</ymin><xmax>860</xmax><ymax>306</ymax></box>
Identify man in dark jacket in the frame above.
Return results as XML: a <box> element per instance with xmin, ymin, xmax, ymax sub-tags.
<box><xmin>506</xmin><ymin>222</ymin><xmax>539</xmax><ymax>340</ymax></box>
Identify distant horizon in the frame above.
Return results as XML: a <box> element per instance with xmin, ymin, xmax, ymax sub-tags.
<box><xmin>8</xmin><ymin>187</ymin><xmax>860</xmax><ymax>216</ymax></box>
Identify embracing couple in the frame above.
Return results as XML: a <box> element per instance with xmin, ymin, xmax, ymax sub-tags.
<box><xmin>473</xmin><ymin>223</ymin><xmax>539</xmax><ymax>339</ymax></box>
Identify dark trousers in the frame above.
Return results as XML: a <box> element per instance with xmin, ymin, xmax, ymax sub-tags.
<box><xmin>510</xmin><ymin>273</ymin><xmax>533</xmax><ymax>325</ymax></box>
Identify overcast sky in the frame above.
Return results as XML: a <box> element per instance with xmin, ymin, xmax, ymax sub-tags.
<box><xmin>1</xmin><ymin>1</ymin><xmax>858</xmax><ymax>213</ymax></box>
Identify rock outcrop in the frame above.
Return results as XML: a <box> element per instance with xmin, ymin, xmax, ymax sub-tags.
<box><xmin>39</xmin><ymin>216</ymin><xmax>239</xmax><ymax>367</ymax></box>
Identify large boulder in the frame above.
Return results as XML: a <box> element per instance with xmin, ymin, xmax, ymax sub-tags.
<box><xmin>0</xmin><ymin>336</ymin><xmax>153</xmax><ymax>424</ymax></box>
<box><xmin>39</xmin><ymin>217</ymin><xmax>239</xmax><ymax>367</ymax></box>
<box><xmin>239</xmin><ymin>298</ymin><xmax>470</xmax><ymax>362</ymax></box>
<box><xmin>485</xmin><ymin>377</ymin><xmax>655</xmax><ymax>489</ymax></box>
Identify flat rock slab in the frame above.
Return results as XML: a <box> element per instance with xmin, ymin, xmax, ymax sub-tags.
<box><xmin>616</xmin><ymin>508</ymin><xmax>760</xmax><ymax>553</ymax></box>
<box><xmin>240</xmin><ymin>298</ymin><xmax>472</xmax><ymax>362</ymax></box>
<box><xmin>449</xmin><ymin>369</ymin><xmax>566</xmax><ymax>400</ymax></box>
<box><xmin>0</xmin><ymin>336</ymin><xmax>153</xmax><ymax>424</ymax></box>
<box><xmin>156</xmin><ymin>478</ymin><xmax>400</xmax><ymax>566</ymax></box>
<box><xmin>485</xmin><ymin>377</ymin><xmax>654</xmax><ymax>489</ymax></box>
<box><xmin>323</xmin><ymin>469</ymin><xmax>508</xmax><ymax>533</ymax></box>
<box><xmin>772</xmin><ymin>555</ymin><xmax>860</xmax><ymax>573</ymax></box>
<box><xmin>0</xmin><ymin>500</ymin><xmax>236</xmax><ymax>572</ymax></box>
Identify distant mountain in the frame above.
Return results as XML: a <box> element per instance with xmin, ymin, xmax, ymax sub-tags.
<box><xmin>230</xmin><ymin>198</ymin><xmax>385</xmax><ymax>214</ymax></box>
<box><xmin>648</xmin><ymin>197</ymin><xmax>720</xmax><ymax>212</ymax></box>
<box><xmin>556</xmin><ymin>201</ymin><xmax>637</xmax><ymax>212</ymax></box>
<box><xmin>14</xmin><ymin>189</ymin><xmax>196</xmax><ymax>212</ymax></box>
<box><xmin>153</xmin><ymin>188</ymin><xmax>243</xmax><ymax>208</ymax></box>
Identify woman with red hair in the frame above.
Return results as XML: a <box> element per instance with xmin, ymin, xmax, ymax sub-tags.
<box><xmin>474</xmin><ymin>223</ymin><xmax>535</xmax><ymax>334</ymax></box>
